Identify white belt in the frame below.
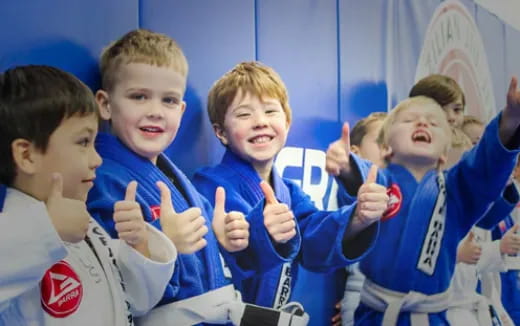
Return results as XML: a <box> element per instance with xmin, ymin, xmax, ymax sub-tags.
<box><xmin>361</xmin><ymin>279</ymin><xmax>452</xmax><ymax>326</ymax></box>
<box><xmin>135</xmin><ymin>284</ymin><xmax>309</xmax><ymax>326</ymax></box>
<box><xmin>448</xmin><ymin>294</ymin><xmax>493</xmax><ymax>326</ymax></box>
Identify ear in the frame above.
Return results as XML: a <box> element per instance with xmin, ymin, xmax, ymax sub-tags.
<box><xmin>11</xmin><ymin>139</ymin><xmax>41</xmax><ymax>175</ymax></box>
<box><xmin>213</xmin><ymin>123</ymin><xmax>228</xmax><ymax>146</ymax></box>
<box><xmin>180</xmin><ymin>100</ymin><xmax>187</xmax><ymax>114</ymax></box>
<box><xmin>95</xmin><ymin>90</ymin><xmax>111</xmax><ymax>120</ymax></box>
<box><xmin>351</xmin><ymin>145</ymin><xmax>361</xmax><ymax>155</ymax></box>
<box><xmin>380</xmin><ymin>144</ymin><xmax>393</xmax><ymax>162</ymax></box>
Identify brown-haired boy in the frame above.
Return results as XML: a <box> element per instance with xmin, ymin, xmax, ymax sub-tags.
<box><xmin>0</xmin><ymin>65</ymin><xmax>176</xmax><ymax>325</ymax></box>
<box><xmin>192</xmin><ymin>61</ymin><xmax>388</xmax><ymax>314</ymax></box>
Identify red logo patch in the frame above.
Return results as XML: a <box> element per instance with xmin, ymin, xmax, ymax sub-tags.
<box><xmin>41</xmin><ymin>261</ymin><xmax>83</xmax><ymax>318</ymax></box>
<box><xmin>150</xmin><ymin>205</ymin><xmax>161</xmax><ymax>221</ymax></box>
<box><xmin>382</xmin><ymin>184</ymin><xmax>402</xmax><ymax>221</ymax></box>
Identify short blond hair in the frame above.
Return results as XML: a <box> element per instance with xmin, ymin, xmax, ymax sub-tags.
<box><xmin>207</xmin><ymin>61</ymin><xmax>291</xmax><ymax>128</ymax></box>
<box><xmin>99</xmin><ymin>29</ymin><xmax>188</xmax><ymax>91</ymax></box>
<box><xmin>377</xmin><ymin>96</ymin><xmax>451</xmax><ymax>162</ymax></box>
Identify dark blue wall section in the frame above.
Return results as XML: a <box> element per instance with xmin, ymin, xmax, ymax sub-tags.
<box><xmin>140</xmin><ymin>0</ymin><xmax>256</xmax><ymax>177</ymax></box>
<box><xmin>0</xmin><ymin>0</ymin><xmax>138</xmax><ymax>90</ymax></box>
<box><xmin>256</xmin><ymin>0</ymin><xmax>340</xmax><ymax>149</ymax></box>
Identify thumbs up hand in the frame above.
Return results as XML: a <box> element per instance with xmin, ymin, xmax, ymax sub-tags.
<box><xmin>212</xmin><ymin>187</ymin><xmax>250</xmax><ymax>252</ymax></box>
<box><xmin>326</xmin><ymin>122</ymin><xmax>351</xmax><ymax>176</ymax></box>
<box><xmin>156</xmin><ymin>181</ymin><xmax>208</xmax><ymax>254</ymax></box>
<box><xmin>261</xmin><ymin>181</ymin><xmax>296</xmax><ymax>244</ymax></box>
<box><xmin>46</xmin><ymin>173</ymin><xmax>90</xmax><ymax>243</ymax></box>
<box><xmin>457</xmin><ymin>231</ymin><xmax>482</xmax><ymax>264</ymax></box>
<box><xmin>113</xmin><ymin>181</ymin><xmax>149</xmax><ymax>256</ymax></box>
<box><xmin>500</xmin><ymin>224</ymin><xmax>520</xmax><ymax>255</ymax></box>
<box><xmin>353</xmin><ymin>165</ymin><xmax>389</xmax><ymax>226</ymax></box>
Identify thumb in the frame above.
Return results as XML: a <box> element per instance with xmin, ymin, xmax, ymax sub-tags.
<box><xmin>260</xmin><ymin>181</ymin><xmax>278</xmax><ymax>205</ymax></box>
<box><xmin>511</xmin><ymin>224</ymin><xmax>519</xmax><ymax>233</ymax></box>
<box><xmin>214</xmin><ymin>187</ymin><xmax>226</xmax><ymax>216</ymax></box>
<box><xmin>365</xmin><ymin>164</ymin><xmax>378</xmax><ymax>184</ymax></box>
<box><xmin>468</xmin><ymin>231</ymin><xmax>475</xmax><ymax>241</ymax></box>
<box><xmin>156</xmin><ymin>181</ymin><xmax>176</xmax><ymax>214</ymax></box>
<box><xmin>508</xmin><ymin>77</ymin><xmax>518</xmax><ymax>97</ymax></box>
<box><xmin>47</xmin><ymin>173</ymin><xmax>63</xmax><ymax>202</ymax></box>
<box><xmin>124</xmin><ymin>181</ymin><xmax>137</xmax><ymax>201</ymax></box>
<box><xmin>341</xmin><ymin>122</ymin><xmax>350</xmax><ymax>149</ymax></box>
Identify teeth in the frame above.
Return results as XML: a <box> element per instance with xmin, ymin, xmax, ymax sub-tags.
<box><xmin>413</xmin><ymin>131</ymin><xmax>430</xmax><ymax>142</ymax></box>
<box><xmin>251</xmin><ymin>136</ymin><xmax>271</xmax><ymax>144</ymax></box>
<box><xmin>141</xmin><ymin>127</ymin><xmax>161</xmax><ymax>132</ymax></box>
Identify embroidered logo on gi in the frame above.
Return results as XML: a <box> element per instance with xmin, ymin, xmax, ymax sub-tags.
<box><xmin>41</xmin><ymin>261</ymin><xmax>83</xmax><ymax>318</ymax></box>
<box><xmin>382</xmin><ymin>184</ymin><xmax>402</xmax><ymax>221</ymax></box>
<box><xmin>150</xmin><ymin>205</ymin><xmax>161</xmax><ymax>221</ymax></box>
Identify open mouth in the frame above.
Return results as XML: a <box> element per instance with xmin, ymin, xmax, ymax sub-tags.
<box><xmin>411</xmin><ymin>130</ymin><xmax>431</xmax><ymax>144</ymax></box>
<box><xmin>139</xmin><ymin>126</ymin><xmax>164</xmax><ymax>133</ymax></box>
<box><xmin>248</xmin><ymin>135</ymin><xmax>273</xmax><ymax>144</ymax></box>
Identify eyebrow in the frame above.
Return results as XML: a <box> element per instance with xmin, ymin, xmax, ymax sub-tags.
<box><xmin>74</xmin><ymin>127</ymin><xmax>96</xmax><ymax>136</ymax></box>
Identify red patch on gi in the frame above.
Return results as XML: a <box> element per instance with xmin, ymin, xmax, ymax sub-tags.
<box><xmin>41</xmin><ymin>261</ymin><xmax>83</xmax><ymax>318</ymax></box>
<box><xmin>150</xmin><ymin>205</ymin><xmax>161</xmax><ymax>221</ymax></box>
<box><xmin>382</xmin><ymin>183</ymin><xmax>402</xmax><ymax>221</ymax></box>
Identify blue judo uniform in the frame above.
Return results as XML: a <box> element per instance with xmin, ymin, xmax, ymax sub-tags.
<box><xmin>87</xmin><ymin>133</ymin><xmax>293</xmax><ymax>324</ymax></box>
<box><xmin>336</xmin><ymin>114</ymin><xmax>520</xmax><ymax>325</ymax></box>
<box><xmin>192</xmin><ymin>149</ymin><xmax>378</xmax><ymax>308</ymax></box>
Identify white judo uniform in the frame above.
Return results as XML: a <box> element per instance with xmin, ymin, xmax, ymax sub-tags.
<box><xmin>0</xmin><ymin>186</ymin><xmax>177</xmax><ymax>326</ymax></box>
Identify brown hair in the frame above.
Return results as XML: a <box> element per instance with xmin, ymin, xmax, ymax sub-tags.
<box><xmin>0</xmin><ymin>65</ymin><xmax>97</xmax><ymax>185</ymax></box>
<box><xmin>350</xmin><ymin>112</ymin><xmax>387</xmax><ymax>146</ymax></box>
<box><xmin>409</xmin><ymin>74</ymin><xmax>465</xmax><ymax>108</ymax></box>
<box><xmin>207</xmin><ymin>61</ymin><xmax>291</xmax><ymax>128</ymax></box>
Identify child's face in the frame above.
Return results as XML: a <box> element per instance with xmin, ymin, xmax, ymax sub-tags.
<box><xmin>34</xmin><ymin>114</ymin><xmax>101</xmax><ymax>201</ymax></box>
<box><xmin>386</xmin><ymin>103</ymin><xmax>450</xmax><ymax>168</ymax></box>
<box><xmin>462</xmin><ymin>122</ymin><xmax>484</xmax><ymax>146</ymax></box>
<box><xmin>442</xmin><ymin>95</ymin><xmax>464</xmax><ymax>128</ymax></box>
<box><xmin>217</xmin><ymin>89</ymin><xmax>289</xmax><ymax>170</ymax></box>
<box><xmin>354</xmin><ymin>120</ymin><xmax>384</xmax><ymax>167</ymax></box>
<box><xmin>99</xmin><ymin>63</ymin><xmax>186</xmax><ymax>163</ymax></box>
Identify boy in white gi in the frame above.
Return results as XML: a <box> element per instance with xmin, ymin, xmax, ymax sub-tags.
<box><xmin>0</xmin><ymin>65</ymin><xmax>177</xmax><ymax>326</ymax></box>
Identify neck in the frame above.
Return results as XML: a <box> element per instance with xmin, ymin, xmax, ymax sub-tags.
<box><xmin>13</xmin><ymin>177</ymin><xmax>44</xmax><ymax>202</ymax></box>
<box><xmin>253</xmin><ymin>160</ymin><xmax>274</xmax><ymax>184</ymax></box>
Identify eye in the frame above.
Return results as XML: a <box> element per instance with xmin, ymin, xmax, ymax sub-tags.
<box><xmin>77</xmin><ymin>137</ymin><xmax>91</xmax><ymax>147</ymax></box>
<box><xmin>236</xmin><ymin>112</ymin><xmax>251</xmax><ymax>118</ymax></box>
<box><xmin>163</xmin><ymin>96</ymin><xmax>180</xmax><ymax>106</ymax></box>
<box><xmin>454</xmin><ymin>108</ymin><xmax>464</xmax><ymax>114</ymax></box>
<box><xmin>265</xmin><ymin>108</ymin><xmax>280</xmax><ymax>115</ymax></box>
<box><xmin>129</xmin><ymin>93</ymin><xmax>146</xmax><ymax>101</ymax></box>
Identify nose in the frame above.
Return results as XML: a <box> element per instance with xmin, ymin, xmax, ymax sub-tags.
<box><xmin>146</xmin><ymin>100</ymin><xmax>165</xmax><ymax>119</ymax></box>
<box><xmin>89</xmin><ymin>147</ymin><xmax>103</xmax><ymax>170</ymax></box>
<box><xmin>252</xmin><ymin>111</ymin><xmax>268</xmax><ymax>129</ymax></box>
<box><xmin>445</xmin><ymin>109</ymin><xmax>456</xmax><ymax>126</ymax></box>
<box><xmin>416</xmin><ymin>115</ymin><xmax>429</xmax><ymax>127</ymax></box>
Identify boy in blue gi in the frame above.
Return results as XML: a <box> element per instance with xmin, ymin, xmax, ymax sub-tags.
<box><xmin>325</xmin><ymin>79</ymin><xmax>520</xmax><ymax>325</ymax></box>
<box><xmin>192</xmin><ymin>61</ymin><xmax>388</xmax><ymax>310</ymax></box>
<box><xmin>87</xmin><ymin>30</ymin><xmax>308</xmax><ymax>325</ymax></box>
<box><xmin>0</xmin><ymin>65</ymin><xmax>177</xmax><ymax>326</ymax></box>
